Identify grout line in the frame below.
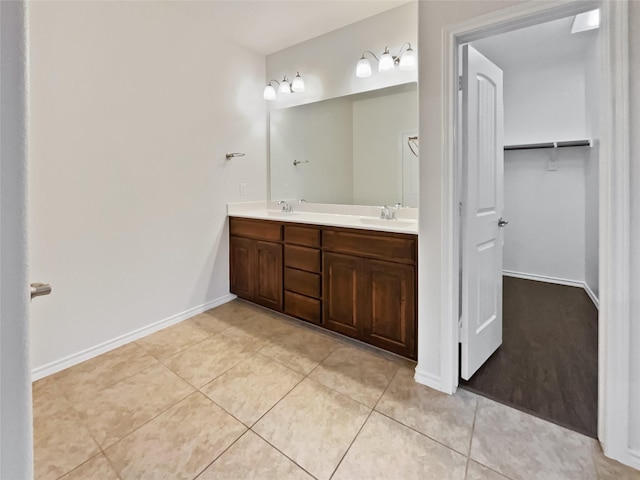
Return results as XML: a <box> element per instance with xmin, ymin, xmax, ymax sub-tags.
<box><xmin>372</xmin><ymin>409</ymin><xmax>470</xmax><ymax>458</ymax></box>
<box><xmin>191</xmin><ymin>429</ymin><xmax>252</xmax><ymax>480</ymax></box>
<box><xmin>467</xmin><ymin>396</ymin><xmax>479</xmax><ymax>456</ymax></box>
<box><xmin>328</xmin><ymin>408</ymin><xmax>374</xmax><ymax>480</ymax></box>
<box><xmin>249</xmin><ymin>429</ymin><xmax>319</xmax><ymax>480</ymax></box>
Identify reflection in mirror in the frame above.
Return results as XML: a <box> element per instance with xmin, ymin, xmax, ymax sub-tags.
<box><xmin>269</xmin><ymin>82</ymin><xmax>418</xmax><ymax>207</ymax></box>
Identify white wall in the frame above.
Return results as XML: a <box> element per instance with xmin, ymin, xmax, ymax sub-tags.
<box><xmin>266</xmin><ymin>2</ymin><xmax>417</xmax><ymax>109</ymax></box>
<box><xmin>270</xmin><ymin>97</ymin><xmax>353</xmax><ymax>204</ymax></box>
<box><xmin>503</xmin><ymin>59</ymin><xmax>586</xmax><ymax>145</ymax></box>
<box><xmin>0</xmin><ymin>1</ymin><xmax>33</xmax><ymax>477</ymax></box>
<box><xmin>628</xmin><ymin>0</ymin><xmax>640</xmax><ymax>458</ymax></box>
<box><xmin>352</xmin><ymin>88</ymin><xmax>418</xmax><ymax>205</ymax></box>
<box><xmin>497</xmin><ymin>58</ymin><xmax>593</xmax><ymax>286</ymax></box>
<box><xmin>28</xmin><ymin>1</ymin><xmax>267</xmax><ymax>374</ymax></box>
<box><xmin>503</xmin><ymin>148</ymin><xmax>586</xmax><ymax>283</ymax></box>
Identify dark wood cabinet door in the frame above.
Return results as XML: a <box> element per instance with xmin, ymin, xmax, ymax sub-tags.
<box><xmin>230</xmin><ymin>236</ymin><xmax>254</xmax><ymax>301</ymax></box>
<box><xmin>362</xmin><ymin>259</ymin><xmax>416</xmax><ymax>359</ymax></box>
<box><xmin>254</xmin><ymin>240</ymin><xmax>283</xmax><ymax>311</ymax></box>
<box><xmin>323</xmin><ymin>252</ymin><xmax>363</xmax><ymax>338</ymax></box>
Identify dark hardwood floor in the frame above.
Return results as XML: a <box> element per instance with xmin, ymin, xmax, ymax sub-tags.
<box><xmin>460</xmin><ymin>276</ymin><xmax>598</xmax><ymax>438</ymax></box>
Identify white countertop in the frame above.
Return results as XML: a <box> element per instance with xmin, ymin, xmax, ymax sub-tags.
<box><xmin>227</xmin><ymin>201</ymin><xmax>418</xmax><ymax>235</ymax></box>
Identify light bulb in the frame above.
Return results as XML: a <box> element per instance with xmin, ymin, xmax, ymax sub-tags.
<box><xmin>279</xmin><ymin>77</ymin><xmax>291</xmax><ymax>94</ymax></box>
<box><xmin>291</xmin><ymin>73</ymin><xmax>305</xmax><ymax>92</ymax></box>
<box><xmin>378</xmin><ymin>47</ymin><xmax>395</xmax><ymax>72</ymax></box>
<box><xmin>356</xmin><ymin>57</ymin><xmax>372</xmax><ymax>78</ymax></box>
<box><xmin>399</xmin><ymin>47</ymin><xmax>417</xmax><ymax>71</ymax></box>
<box><xmin>263</xmin><ymin>84</ymin><xmax>276</xmax><ymax>100</ymax></box>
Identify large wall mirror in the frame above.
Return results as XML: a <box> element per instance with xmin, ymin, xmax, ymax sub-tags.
<box><xmin>269</xmin><ymin>82</ymin><xmax>418</xmax><ymax>207</ymax></box>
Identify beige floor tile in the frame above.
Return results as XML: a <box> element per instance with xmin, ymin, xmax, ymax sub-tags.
<box><xmin>136</xmin><ymin>320</ymin><xmax>212</xmax><ymax>360</ymax></box>
<box><xmin>202</xmin><ymin>353</ymin><xmax>302</xmax><ymax>426</ymax></box>
<box><xmin>199</xmin><ymin>431</ymin><xmax>314</xmax><ymax>480</ymax></box>
<box><xmin>470</xmin><ymin>398</ymin><xmax>598</xmax><ymax>480</ymax></box>
<box><xmin>53</xmin><ymin>342</ymin><xmax>158</xmax><ymax>404</ymax></box>
<box><xmin>253</xmin><ymin>378</ymin><xmax>370</xmax><ymax>480</ymax></box>
<box><xmin>259</xmin><ymin>328</ymin><xmax>340</xmax><ymax>375</ymax></box>
<box><xmin>183</xmin><ymin>311</ymin><xmax>231</xmax><ymax>335</ymax></box>
<box><xmin>163</xmin><ymin>334</ymin><xmax>254</xmax><ymax>387</ymax></box>
<box><xmin>376</xmin><ymin>367</ymin><xmax>477</xmax><ymax>454</ymax></box>
<box><xmin>33</xmin><ymin>380</ymin><xmax>100</xmax><ymax>480</ymax></box>
<box><xmin>105</xmin><ymin>392</ymin><xmax>246</xmax><ymax>480</ymax></box>
<box><xmin>593</xmin><ymin>447</ymin><xmax>640</xmax><ymax>480</ymax></box>
<box><xmin>75</xmin><ymin>363</ymin><xmax>193</xmax><ymax>448</ymax></box>
<box><xmin>308</xmin><ymin>346</ymin><xmax>400</xmax><ymax>407</ymax></box>
<box><xmin>206</xmin><ymin>299</ymin><xmax>268</xmax><ymax>323</ymax></box>
<box><xmin>333</xmin><ymin>411</ymin><xmax>467</xmax><ymax>480</ymax></box>
<box><xmin>221</xmin><ymin>314</ymin><xmax>301</xmax><ymax>351</ymax></box>
<box><xmin>59</xmin><ymin>454</ymin><xmax>120</xmax><ymax>480</ymax></box>
<box><xmin>466</xmin><ymin>460</ymin><xmax>511</xmax><ymax>480</ymax></box>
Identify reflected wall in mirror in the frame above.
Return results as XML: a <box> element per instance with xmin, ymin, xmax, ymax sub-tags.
<box><xmin>269</xmin><ymin>82</ymin><xmax>418</xmax><ymax>207</ymax></box>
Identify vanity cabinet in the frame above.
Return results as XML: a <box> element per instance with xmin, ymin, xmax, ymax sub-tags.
<box><xmin>229</xmin><ymin>217</ymin><xmax>417</xmax><ymax>359</ymax></box>
<box><xmin>229</xmin><ymin>219</ymin><xmax>283</xmax><ymax>311</ymax></box>
<box><xmin>323</xmin><ymin>229</ymin><xmax>417</xmax><ymax>359</ymax></box>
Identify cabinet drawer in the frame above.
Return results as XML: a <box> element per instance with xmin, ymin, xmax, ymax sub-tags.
<box><xmin>284</xmin><ymin>245</ymin><xmax>321</xmax><ymax>273</ymax></box>
<box><xmin>284</xmin><ymin>267</ymin><xmax>321</xmax><ymax>298</ymax></box>
<box><xmin>230</xmin><ymin>217</ymin><xmax>282</xmax><ymax>242</ymax></box>
<box><xmin>323</xmin><ymin>229</ymin><xmax>416</xmax><ymax>264</ymax></box>
<box><xmin>284</xmin><ymin>291</ymin><xmax>321</xmax><ymax>325</ymax></box>
<box><xmin>284</xmin><ymin>225</ymin><xmax>321</xmax><ymax>248</ymax></box>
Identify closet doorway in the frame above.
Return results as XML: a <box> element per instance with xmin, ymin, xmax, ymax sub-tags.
<box><xmin>458</xmin><ymin>12</ymin><xmax>600</xmax><ymax>438</ymax></box>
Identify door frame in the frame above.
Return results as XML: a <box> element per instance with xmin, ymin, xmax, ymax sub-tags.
<box><xmin>441</xmin><ymin>0</ymin><xmax>632</xmax><ymax>466</ymax></box>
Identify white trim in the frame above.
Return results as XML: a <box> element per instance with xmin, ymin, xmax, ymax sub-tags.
<box><xmin>31</xmin><ymin>294</ymin><xmax>236</xmax><ymax>381</ymax></box>
<box><xmin>583</xmin><ymin>282</ymin><xmax>600</xmax><ymax>310</ymax></box>
<box><xmin>414</xmin><ymin>368</ymin><xmax>442</xmax><ymax>391</ymax></box>
<box><xmin>502</xmin><ymin>270</ymin><xmax>584</xmax><ymax>288</ymax></box>
<box><xmin>441</xmin><ymin>0</ymin><xmax>631</xmax><ymax>468</ymax></box>
<box><xmin>502</xmin><ymin>270</ymin><xmax>600</xmax><ymax>309</ymax></box>
<box><xmin>626</xmin><ymin>450</ymin><xmax>640</xmax><ymax>471</ymax></box>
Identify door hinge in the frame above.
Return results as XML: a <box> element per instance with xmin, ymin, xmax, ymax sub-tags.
<box><xmin>459</xmin><ymin>201</ymin><xmax>463</xmax><ymax>216</ymax></box>
<box><xmin>458</xmin><ymin>76</ymin><xmax>463</xmax><ymax>91</ymax></box>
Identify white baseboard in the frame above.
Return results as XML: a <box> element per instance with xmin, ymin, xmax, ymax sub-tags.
<box><xmin>583</xmin><ymin>282</ymin><xmax>600</xmax><ymax>309</ymax></box>
<box><xmin>414</xmin><ymin>368</ymin><xmax>443</xmax><ymax>392</ymax></box>
<box><xmin>619</xmin><ymin>448</ymin><xmax>640</xmax><ymax>471</ymax></box>
<box><xmin>31</xmin><ymin>293</ymin><xmax>237</xmax><ymax>381</ymax></box>
<box><xmin>502</xmin><ymin>270</ymin><xmax>583</xmax><ymax>288</ymax></box>
<box><xmin>502</xmin><ymin>270</ymin><xmax>599</xmax><ymax>310</ymax></box>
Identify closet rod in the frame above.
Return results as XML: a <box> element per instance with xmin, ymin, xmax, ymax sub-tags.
<box><xmin>504</xmin><ymin>139</ymin><xmax>592</xmax><ymax>151</ymax></box>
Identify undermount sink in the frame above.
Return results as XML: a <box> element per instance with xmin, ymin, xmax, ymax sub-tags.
<box><xmin>358</xmin><ymin>218</ymin><xmax>416</xmax><ymax>228</ymax></box>
<box><xmin>266</xmin><ymin>210</ymin><xmax>298</xmax><ymax>217</ymax></box>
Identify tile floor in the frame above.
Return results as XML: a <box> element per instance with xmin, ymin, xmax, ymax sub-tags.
<box><xmin>33</xmin><ymin>300</ymin><xmax>640</xmax><ymax>480</ymax></box>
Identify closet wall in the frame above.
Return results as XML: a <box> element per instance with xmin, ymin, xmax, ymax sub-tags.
<box><xmin>499</xmin><ymin>54</ymin><xmax>599</xmax><ymax>301</ymax></box>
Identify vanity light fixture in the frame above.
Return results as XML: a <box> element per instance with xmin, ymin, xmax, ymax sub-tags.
<box><xmin>263</xmin><ymin>72</ymin><xmax>305</xmax><ymax>101</ymax></box>
<box><xmin>356</xmin><ymin>43</ymin><xmax>417</xmax><ymax>78</ymax></box>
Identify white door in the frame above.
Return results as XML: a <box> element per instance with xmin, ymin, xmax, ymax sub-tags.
<box><xmin>460</xmin><ymin>45</ymin><xmax>505</xmax><ymax>380</ymax></box>
<box><xmin>402</xmin><ymin>132</ymin><xmax>419</xmax><ymax>208</ymax></box>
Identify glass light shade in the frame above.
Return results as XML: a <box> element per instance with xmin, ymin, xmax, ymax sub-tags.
<box><xmin>378</xmin><ymin>49</ymin><xmax>395</xmax><ymax>72</ymax></box>
<box><xmin>291</xmin><ymin>73</ymin><xmax>305</xmax><ymax>92</ymax></box>
<box><xmin>399</xmin><ymin>48</ymin><xmax>417</xmax><ymax>70</ymax></box>
<box><xmin>263</xmin><ymin>84</ymin><xmax>276</xmax><ymax>100</ymax></box>
<box><xmin>356</xmin><ymin>57</ymin><xmax>372</xmax><ymax>78</ymax></box>
<box><xmin>279</xmin><ymin>78</ymin><xmax>291</xmax><ymax>94</ymax></box>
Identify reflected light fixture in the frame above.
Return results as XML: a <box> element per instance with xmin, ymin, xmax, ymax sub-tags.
<box><xmin>263</xmin><ymin>72</ymin><xmax>305</xmax><ymax>101</ymax></box>
<box><xmin>355</xmin><ymin>43</ymin><xmax>417</xmax><ymax>78</ymax></box>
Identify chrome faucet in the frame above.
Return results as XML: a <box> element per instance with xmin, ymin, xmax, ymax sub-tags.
<box><xmin>278</xmin><ymin>200</ymin><xmax>292</xmax><ymax>213</ymax></box>
<box><xmin>379</xmin><ymin>205</ymin><xmax>396</xmax><ymax>220</ymax></box>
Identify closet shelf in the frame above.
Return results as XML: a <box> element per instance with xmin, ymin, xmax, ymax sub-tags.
<box><xmin>504</xmin><ymin>139</ymin><xmax>592</xmax><ymax>151</ymax></box>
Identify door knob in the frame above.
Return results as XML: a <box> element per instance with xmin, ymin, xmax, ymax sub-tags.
<box><xmin>498</xmin><ymin>218</ymin><xmax>509</xmax><ymax>228</ymax></box>
<box><xmin>31</xmin><ymin>283</ymin><xmax>52</xmax><ymax>299</ymax></box>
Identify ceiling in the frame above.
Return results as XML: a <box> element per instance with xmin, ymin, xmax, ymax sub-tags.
<box><xmin>471</xmin><ymin>15</ymin><xmax>599</xmax><ymax>69</ymax></box>
<box><xmin>169</xmin><ymin>0</ymin><xmax>412</xmax><ymax>56</ymax></box>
